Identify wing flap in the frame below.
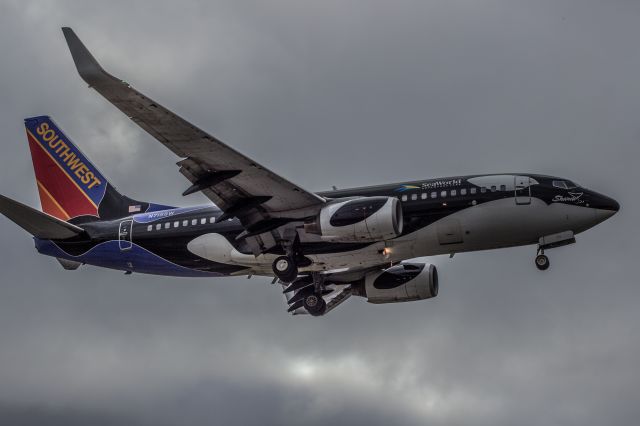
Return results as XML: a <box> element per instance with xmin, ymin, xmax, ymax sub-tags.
<box><xmin>0</xmin><ymin>194</ymin><xmax>84</xmax><ymax>240</ymax></box>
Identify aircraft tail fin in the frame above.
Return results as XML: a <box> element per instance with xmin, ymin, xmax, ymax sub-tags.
<box><xmin>0</xmin><ymin>194</ymin><xmax>85</xmax><ymax>240</ymax></box>
<box><xmin>24</xmin><ymin>116</ymin><xmax>171</xmax><ymax>222</ymax></box>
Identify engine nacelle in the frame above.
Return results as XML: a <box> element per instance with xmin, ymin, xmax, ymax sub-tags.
<box><xmin>305</xmin><ymin>196</ymin><xmax>403</xmax><ymax>242</ymax></box>
<box><xmin>354</xmin><ymin>263</ymin><xmax>438</xmax><ymax>304</ymax></box>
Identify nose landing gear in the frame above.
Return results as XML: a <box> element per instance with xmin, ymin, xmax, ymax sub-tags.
<box><xmin>535</xmin><ymin>248</ymin><xmax>550</xmax><ymax>271</ymax></box>
<box><xmin>534</xmin><ymin>231</ymin><xmax>576</xmax><ymax>271</ymax></box>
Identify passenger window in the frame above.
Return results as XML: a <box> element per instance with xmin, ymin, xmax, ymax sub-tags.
<box><xmin>411</xmin><ymin>194</ymin><xmax>417</xmax><ymax>201</ymax></box>
<box><xmin>164</xmin><ymin>223</ymin><xmax>170</xmax><ymax>229</ymax></box>
<box><xmin>147</xmin><ymin>225</ymin><xmax>152</xmax><ymax>231</ymax></box>
<box><xmin>401</xmin><ymin>195</ymin><xmax>408</xmax><ymax>202</ymax></box>
<box><xmin>155</xmin><ymin>224</ymin><xmax>161</xmax><ymax>231</ymax></box>
<box><xmin>500</xmin><ymin>185</ymin><xmax>506</xmax><ymax>191</ymax></box>
<box><xmin>480</xmin><ymin>187</ymin><xmax>486</xmax><ymax>193</ymax></box>
<box><xmin>431</xmin><ymin>191</ymin><xmax>437</xmax><ymax>198</ymax></box>
<box><xmin>421</xmin><ymin>193</ymin><xmax>427</xmax><ymax>200</ymax></box>
<box><xmin>201</xmin><ymin>218</ymin><xmax>207</xmax><ymax>225</ymax></box>
<box><xmin>191</xmin><ymin>219</ymin><xmax>197</xmax><ymax>226</ymax></box>
<box><xmin>470</xmin><ymin>187</ymin><xmax>476</xmax><ymax>194</ymax></box>
<box><xmin>451</xmin><ymin>189</ymin><xmax>457</xmax><ymax>196</ymax></box>
<box><xmin>174</xmin><ymin>221</ymin><xmax>180</xmax><ymax>228</ymax></box>
<box><xmin>461</xmin><ymin>188</ymin><xmax>467</xmax><ymax>195</ymax></box>
<box><xmin>210</xmin><ymin>217</ymin><xmax>216</xmax><ymax>224</ymax></box>
<box><xmin>490</xmin><ymin>185</ymin><xmax>497</xmax><ymax>192</ymax></box>
<box><xmin>441</xmin><ymin>190</ymin><xmax>447</xmax><ymax>198</ymax></box>
<box><xmin>183</xmin><ymin>220</ymin><xmax>188</xmax><ymax>226</ymax></box>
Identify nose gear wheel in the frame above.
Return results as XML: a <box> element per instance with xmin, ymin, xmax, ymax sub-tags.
<box><xmin>535</xmin><ymin>248</ymin><xmax>550</xmax><ymax>271</ymax></box>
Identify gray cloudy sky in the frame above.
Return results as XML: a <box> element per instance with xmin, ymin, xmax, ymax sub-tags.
<box><xmin>0</xmin><ymin>0</ymin><xmax>638</xmax><ymax>424</ymax></box>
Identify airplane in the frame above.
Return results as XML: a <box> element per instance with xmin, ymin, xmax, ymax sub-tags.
<box><xmin>0</xmin><ymin>28</ymin><xmax>619</xmax><ymax>316</ymax></box>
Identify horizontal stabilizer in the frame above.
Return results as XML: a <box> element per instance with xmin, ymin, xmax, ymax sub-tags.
<box><xmin>0</xmin><ymin>194</ymin><xmax>84</xmax><ymax>239</ymax></box>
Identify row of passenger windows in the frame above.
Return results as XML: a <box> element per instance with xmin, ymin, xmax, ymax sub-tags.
<box><xmin>145</xmin><ymin>184</ymin><xmax>518</xmax><ymax>228</ymax></box>
<box><xmin>400</xmin><ymin>185</ymin><xmax>507</xmax><ymax>202</ymax></box>
<box><xmin>146</xmin><ymin>217</ymin><xmax>216</xmax><ymax>232</ymax></box>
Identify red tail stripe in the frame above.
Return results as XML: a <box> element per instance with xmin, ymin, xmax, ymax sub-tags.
<box><xmin>27</xmin><ymin>131</ymin><xmax>99</xmax><ymax>219</ymax></box>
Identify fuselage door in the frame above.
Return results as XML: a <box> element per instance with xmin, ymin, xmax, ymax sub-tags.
<box><xmin>118</xmin><ymin>219</ymin><xmax>133</xmax><ymax>251</ymax></box>
<box><xmin>514</xmin><ymin>176</ymin><xmax>531</xmax><ymax>205</ymax></box>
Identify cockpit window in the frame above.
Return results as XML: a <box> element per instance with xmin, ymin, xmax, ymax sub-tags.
<box><xmin>553</xmin><ymin>180</ymin><xmax>578</xmax><ymax>189</ymax></box>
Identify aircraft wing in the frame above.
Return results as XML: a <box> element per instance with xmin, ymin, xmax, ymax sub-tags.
<box><xmin>62</xmin><ymin>28</ymin><xmax>325</xmax><ymax>243</ymax></box>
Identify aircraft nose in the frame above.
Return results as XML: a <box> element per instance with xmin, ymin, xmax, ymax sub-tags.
<box><xmin>592</xmin><ymin>193</ymin><xmax>620</xmax><ymax>223</ymax></box>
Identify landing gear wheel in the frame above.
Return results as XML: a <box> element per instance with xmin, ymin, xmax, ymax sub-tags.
<box><xmin>273</xmin><ymin>256</ymin><xmax>298</xmax><ymax>283</ymax></box>
<box><xmin>303</xmin><ymin>293</ymin><xmax>327</xmax><ymax>317</ymax></box>
<box><xmin>535</xmin><ymin>254</ymin><xmax>550</xmax><ymax>271</ymax></box>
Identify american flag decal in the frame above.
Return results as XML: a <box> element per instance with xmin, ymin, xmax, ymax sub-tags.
<box><xmin>128</xmin><ymin>205</ymin><xmax>142</xmax><ymax>213</ymax></box>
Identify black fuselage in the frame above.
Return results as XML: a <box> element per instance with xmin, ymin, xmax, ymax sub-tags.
<box><xmin>35</xmin><ymin>173</ymin><xmax>618</xmax><ymax>277</ymax></box>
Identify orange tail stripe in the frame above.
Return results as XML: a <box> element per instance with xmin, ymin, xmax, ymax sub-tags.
<box><xmin>36</xmin><ymin>180</ymin><xmax>71</xmax><ymax>220</ymax></box>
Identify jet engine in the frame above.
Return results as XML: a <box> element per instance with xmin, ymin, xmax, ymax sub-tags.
<box><xmin>352</xmin><ymin>263</ymin><xmax>438</xmax><ymax>304</ymax></box>
<box><xmin>304</xmin><ymin>196</ymin><xmax>403</xmax><ymax>242</ymax></box>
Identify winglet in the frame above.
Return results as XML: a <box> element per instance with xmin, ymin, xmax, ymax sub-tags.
<box><xmin>0</xmin><ymin>194</ymin><xmax>85</xmax><ymax>240</ymax></box>
<box><xmin>61</xmin><ymin>27</ymin><xmax>113</xmax><ymax>87</ymax></box>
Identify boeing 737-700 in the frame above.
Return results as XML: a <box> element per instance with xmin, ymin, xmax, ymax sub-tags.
<box><xmin>0</xmin><ymin>28</ymin><xmax>619</xmax><ymax>316</ymax></box>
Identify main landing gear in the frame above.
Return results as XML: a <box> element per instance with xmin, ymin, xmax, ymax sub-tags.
<box><xmin>535</xmin><ymin>248</ymin><xmax>550</xmax><ymax>271</ymax></box>
<box><xmin>302</xmin><ymin>292</ymin><xmax>327</xmax><ymax>316</ymax></box>
<box><xmin>274</xmin><ymin>233</ymin><xmax>326</xmax><ymax>315</ymax></box>
<box><xmin>272</xmin><ymin>256</ymin><xmax>298</xmax><ymax>283</ymax></box>
<box><xmin>303</xmin><ymin>272</ymin><xmax>327</xmax><ymax>316</ymax></box>
<box><xmin>272</xmin><ymin>233</ymin><xmax>310</xmax><ymax>283</ymax></box>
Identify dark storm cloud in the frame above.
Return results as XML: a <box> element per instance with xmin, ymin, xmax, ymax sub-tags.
<box><xmin>0</xmin><ymin>0</ymin><xmax>638</xmax><ymax>425</ymax></box>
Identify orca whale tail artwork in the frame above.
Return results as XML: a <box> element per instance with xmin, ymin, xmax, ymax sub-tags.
<box><xmin>24</xmin><ymin>115</ymin><xmax>171</xmax><ymax>223</ymax></box>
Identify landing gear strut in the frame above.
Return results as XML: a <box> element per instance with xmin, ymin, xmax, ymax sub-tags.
<box><xmin>535</xmin><ymin>248</ymin><xmax>550</xmax><ymax>271</ymax></box>
<box><xmin>272</xmin><ymin>231</ymin><xmax>310</xmax><ymax>283</ymax></box>
<box><xmin>273</xmin><ymin>228</ymin><xmax>314</xmax><ymax>287</ymax></box>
